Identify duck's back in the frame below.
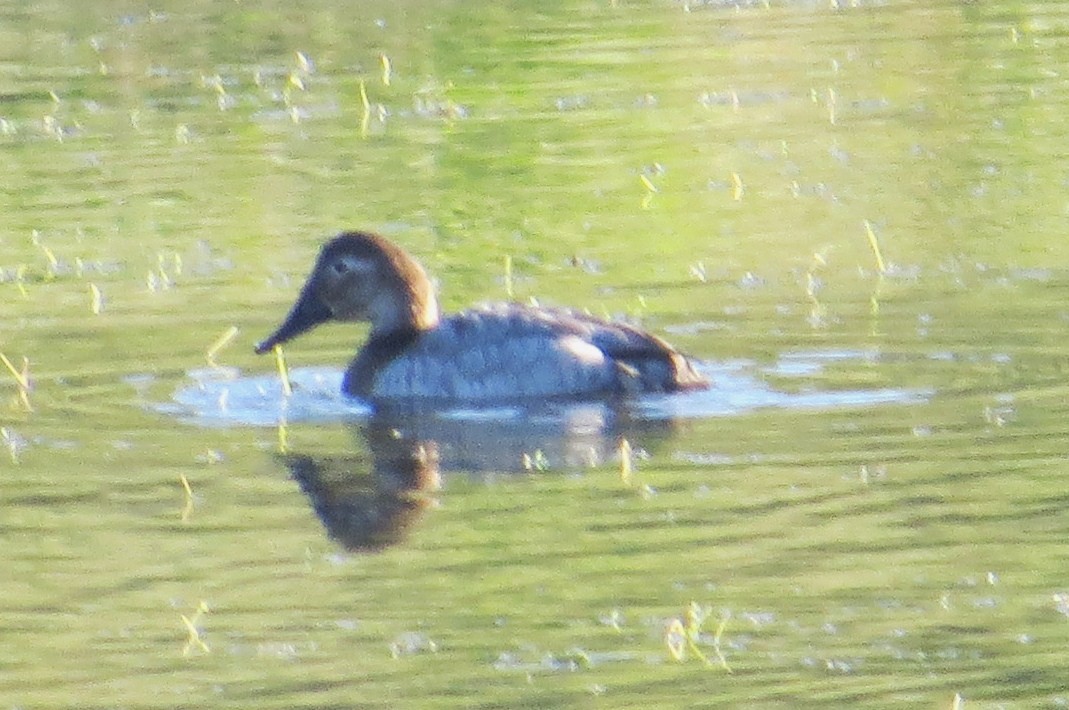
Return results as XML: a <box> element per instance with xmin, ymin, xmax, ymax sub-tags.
<box><xmin>347</xmin><ymin>303</ymin><xmax>706</xmax><ymax>402</ymax></box>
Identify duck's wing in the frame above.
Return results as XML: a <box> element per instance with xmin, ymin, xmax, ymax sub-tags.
<box><xmin>560</xmin><ymin>310</ymin><xmax>708</xmax><ymax>392</ymax></box>
<box><xmin>469</xmin><ymin>304</ymin><xmax>708</xmax><ymax>393</ymax></box>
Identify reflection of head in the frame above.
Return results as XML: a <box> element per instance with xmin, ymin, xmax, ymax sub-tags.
<box><xmin>282</xmin><ymin>432</ymin><xmax>439</xmax><ymax>552</ymax></box>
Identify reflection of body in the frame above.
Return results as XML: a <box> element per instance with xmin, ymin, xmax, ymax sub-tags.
<box><xmin>278</xmin><ymin>408</ymin><xmax>680</xmax><ymax>552</ymax></box>
<box><xmin>256</xmin><ymin>231</ymin><xmax>707</xmax><ymax>405</ymax></box>
<box><xmin>378</xmin><ymin>403</ymin><xmax>678</xmax><ymax>472</ymax></box>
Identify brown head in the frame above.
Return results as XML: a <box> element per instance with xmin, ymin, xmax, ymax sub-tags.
<box><xmin>255</xmin><ymin>232</ymin><xmax>440</xmax><ymax>354</ymax></box>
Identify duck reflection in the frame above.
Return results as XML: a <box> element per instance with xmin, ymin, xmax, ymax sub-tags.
<box><xmin>281</xmin><ymin>421</ymin><xmax>440</xmax><ymax>552</ymax></box>
<box><xmin>276</xmin><ymin>403</ymin><xmax>681</xmax><ymax>552</ymax></box>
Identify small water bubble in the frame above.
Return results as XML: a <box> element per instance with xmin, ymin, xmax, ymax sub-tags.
<box><xmin>42</xmin><ymin>115</ymin><xmax>64</xmax><ymax>140</ymax></box>
<box><xmin>635</xmin><ymin>93</ymin><xmax>657</xmax><ymax>108</ymax></box>
<box><xmin>598</xmin><ymin>608</ymin><xmax>625</xmax><ymax>630</ymax></box>
<box><xmin>325</xmin><ymin>552</ymin><xmax>349</xmax><ymax>566</ymax></box>
<box><xmin>195</xmin><ymin>449</ymin><xmax>224</xmax><ymax>464</ymax></box>
<box><xmin>856</xmin><ymin>464</ymin><xmax>887</xmax><ymax>483</ymax></box>
<box><xmin>741</xmin><ymin>611</ymin><xmax>775</xmax><ymax>627</ymax></box>
<box><xmin>825</xmin><ymin>658</ymin><xmax>854</xmax><ymax>673</ymax></box>
<box><xmin>554</xmin><ymin>95</ymin><xmax>588</xmax><ymax>111</ymax></box>
<box><xmin>1</xmin><ymin>427</ymin><xmax>28</xmax><ymax>462</ymax></box>
<box><xmin>256</xmin><ymin>642</ymin><xmax>299</xmax><ymax>660</ymax></box>
<box><xmin>389</xmin><ymin>631</ymin><xmax>438</xmax><ymax>658</ymax></box>
<box><xmin>736</xmin><ymin>271</ymin><xmax>762</xmax><ymax>289</ymax></box>
<box><xmin>983</xmin><ymin>401</ymin><xmax>1015</xmax><ymax>427</ymax></box>
<box><xmin>491</xmin><ymin>652</ymin><xmax>521</xmax><ymax>671</ymax></box>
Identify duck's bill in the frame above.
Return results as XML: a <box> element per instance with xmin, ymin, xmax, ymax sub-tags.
<box><xmin>254</xmin><ymin>287</ymin><xmax>333</xmax><ymax>354</ymax></box>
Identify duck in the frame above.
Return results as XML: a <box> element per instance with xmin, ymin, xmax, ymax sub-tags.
<box><xmin>255</xmin><ymin>231</ymin><xmax>708</xmax><ymax>405</ymax></box>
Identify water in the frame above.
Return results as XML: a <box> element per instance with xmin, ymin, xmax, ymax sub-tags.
<box><xmin>3</xmin><ymin>0</ymin><xmax>1069</xmax><ymax>707</ymax></box>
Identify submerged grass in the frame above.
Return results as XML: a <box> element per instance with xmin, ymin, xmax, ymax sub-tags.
<box><xmin>663</xmin><ymin>601</ymin><xmax>732</xmax><ymax>673</ymax></box>
<box><xmin>179</xmin><ymin>474</ymin><xmax>195</xmax><ymax>522</ymax></box>
<box><xmin>88</xmin><ymin>282</ymin><xmax>103</xmax><ymax>314</ymax></box>
<box><xmin>273</xmin><ymin>344</ymin><xmax>293</xmax><ymax>397</ymax></box>
<box><xmin>0</xmin><ymin>351</ymin><xmax>32</xmax><ymax>411</ymax></box>
<box><xmin>206</xmin><ymin>325</ymin><xmax>239</xmax><ymax>366</ymax></box>
<box><xmin>180</xmin><ymin>601</ymin><xmax>211</xmax><ymax>656</ymax></box>
<box><xmin>863</xmin><ymin>219</ymin><xmax>887</xmax><ymax>275</ymax></box>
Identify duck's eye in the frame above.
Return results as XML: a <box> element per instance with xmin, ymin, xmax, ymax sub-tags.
<box><xmin>331</xmin><ymin>261</ymin><xmax>348</xmax><ymax>275</ymax></box>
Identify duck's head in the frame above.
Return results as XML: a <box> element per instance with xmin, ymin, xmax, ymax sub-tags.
<box><xmin>255</xmin><ymin>231</ymin><xmax>440</xmax><ymax>354</ymax></box>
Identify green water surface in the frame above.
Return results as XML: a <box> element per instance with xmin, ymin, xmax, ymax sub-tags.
<box><xmin>2</xmin><ymin>0</ymin><xmax>1069</xmax><ymax>707</ymax></box>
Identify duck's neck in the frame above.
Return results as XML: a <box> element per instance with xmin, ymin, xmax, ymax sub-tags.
<box><xmin>368</xmin><ymin>298</ymin><xmax>437</xmax><ymax>338</ymax></box>
<box><xmin>369</xmin><ymin>259</ymin><xmax>440</xmax><ymax>337</ymax></box>
<box><xmin>354</xmin><ymin>276</ymin><xmax>437</xmax><ymax>399</ymax></box>
<box><xmin>345</xmin><ymin>327</ymin><xmax>422</xmax><ymax>398</ymax></box>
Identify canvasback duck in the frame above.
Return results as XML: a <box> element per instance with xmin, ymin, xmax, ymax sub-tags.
<box><xmin>255</xmin><ymin>231</ymin><xmax>708</xmax><ymax>404</ymax></box>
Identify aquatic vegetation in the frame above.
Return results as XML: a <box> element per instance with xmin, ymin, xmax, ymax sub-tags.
<box><xmin>359</xmin><ymin>79</ymin><xmax>371</xmax><ymax>138</ymax></box>
<box><xmin>864</xmin><ymin>219</ymin><xmax>887</xmax><ymax>275</ymax></box>
<box><xmin>179</xmin><ymin>474</ymin><xmax>194</xmax><ymax>522</ymax></box>
<box><xmin>180</xmin><ymin>601</ymin><xmax>211</xmax><ymax>656</ymax></box>
<box><xmin>272</xmin><ymin>344</ymin><xmax>293</xmax><ymax>397</ymax></box>
<box><xmin>89</xmin><ymin>282</ymin><xmax>103</xmax><ymax>314</ymax></box>
<box><xmin>0</xmin><ymin>351</ymin><xmax>32</xmax><ymax>412</ymax></box>
<box><xmin>379</xmin><ymin>53</ymin><xmax>391</xmax><ymax>86</ymax></box>
<box><xmin>663</xmin><ymin>602</ymin><xmax>731</xmax><ymax>673</ymax></box>
<box><xmin>205</xmin><ymin>325</ymin><xmax>239</xmax><ymax>367</ymax></box>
